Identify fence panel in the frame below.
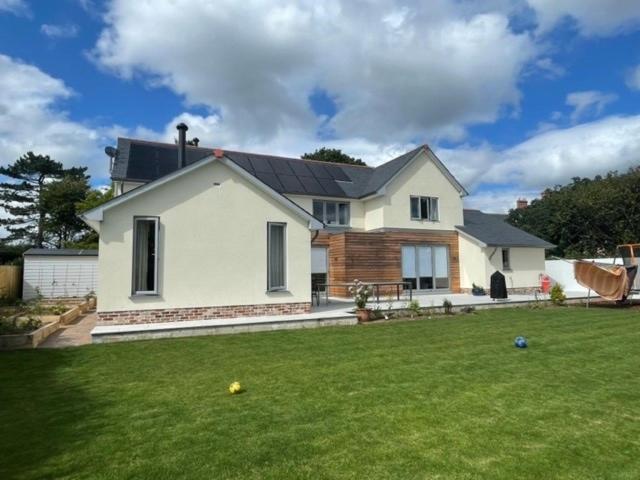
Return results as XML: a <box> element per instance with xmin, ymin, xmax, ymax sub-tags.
<box><xmin>0</xmin><ymin>266</ymin><xmax>22</xmax><ymax>299</ymax></box>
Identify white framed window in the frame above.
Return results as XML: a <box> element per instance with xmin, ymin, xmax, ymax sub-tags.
<box><xmin>132</xmin><ymin>216</ymin><xmax>159</xmax><ymax>295</ymax></box>
<box><xmin>410</xmin><ymin>196</ymin><xmax>439</xmax><ymax>221</ymax></box>
<box><xmin>502</xmin><ymin>248</ymin><xmax>511</xmax><ymax>271</ymax></box>
<box><xmin>268</xmin><ymin>222</ymin><xmax>287</xmax><ymax>291</ymax></box>
<box><xmin>312</xmin><ymin>200</ymin><xmax>350</xmax><ymax>226</ymax></box>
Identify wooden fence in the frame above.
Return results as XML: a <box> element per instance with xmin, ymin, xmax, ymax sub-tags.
<box><xmin>0</xmin><ymin>266</ymin><xmax>22</xmax><ymax>300</ymax></box>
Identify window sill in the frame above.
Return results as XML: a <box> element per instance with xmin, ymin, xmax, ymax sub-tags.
<box><xmin>502</xmin><ymin>268</ymin><xmax>512</xmax><ymax>272</ymax></box>
<box><xmin>129</xmin><ymin>293</ymin><xmax>160</xmax><ymax>298</ymax></box>
<box><xmin>410</xmin><ymin>218</ymin><xmax>440</xmax><ymax>223</ymax></box>
<box><xmin>266</xmin><ymin>289</ymin><xmax>291</xmax><ymax>294</ymax></box>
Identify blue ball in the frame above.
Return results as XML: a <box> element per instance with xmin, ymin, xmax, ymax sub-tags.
<box><xmin>514</xmin><ymin>336</ymin><xmax>528</xmax><ymax>348</ymax></box>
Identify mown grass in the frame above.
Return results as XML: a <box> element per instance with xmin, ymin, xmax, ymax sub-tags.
<box><xmin>1</xmin><ymin>306</ymin><xmax>639</xmax><ymax>479</ymax></box>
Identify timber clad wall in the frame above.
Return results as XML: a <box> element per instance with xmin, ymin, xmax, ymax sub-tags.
<box><xmin>312</xmin><ymin>230</ymin><xmax>460</xmax><ymax>297</ymax></box>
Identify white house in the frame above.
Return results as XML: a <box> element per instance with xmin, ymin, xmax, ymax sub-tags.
<box><xmin>82</xmin><ymin>123</ymin><xmax>553</xmax><ymax>326</ymax></box>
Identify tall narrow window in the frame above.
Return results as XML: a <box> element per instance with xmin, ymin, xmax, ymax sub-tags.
<box><xmin>502</xmin><ymin>248</ymin><xmax>511</xmax><ymax>270</ymax></box>
<box><xmin>132</xmin><ymin>217</ymin><xmax>159</xmax><ymax>294</ymax></box>
<box><xmin>410</xmin><ymin>197</ymin><xmax>420</xmax><ymax>219</ymax></box>
<box><xmin>429</xmin><ymin>197</ymin><xmax>439</xmax><ymax>221</ymax></box>
<box><xmin>268</xmin><ymin>222</ymin><xmax>286</xmax><ymax>291</ymax></box>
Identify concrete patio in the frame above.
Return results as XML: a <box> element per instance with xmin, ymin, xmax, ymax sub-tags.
<box><xmin>311</xmin><ymin>290</ymin><xmax>596</xmax><ymax>315</ymax></box>
<box><xmin>89</xmin><ymin>290</ymin><xmax>597</xmax><ymax>344</ymax></box>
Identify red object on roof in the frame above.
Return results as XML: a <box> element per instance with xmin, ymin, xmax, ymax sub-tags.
<box><xmin>214</xmin><ymin>148</ymin><xmax>224</xmax><ymax>158</ymax></box>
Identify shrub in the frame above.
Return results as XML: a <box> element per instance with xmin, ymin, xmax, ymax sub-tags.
<box><xmin>443</xmin><ymin>299</ymin><xmax>454</xmax><ymax>315</ymax></box>
<box><xmin>48</xmin><ymin>302</ymin><xmax>68</xmax><ymax>315</ymax></box>
<box><xmin>348</xmin><ymin>280</ymin><xmax>372</xmax><ymax>309</ymax></box>
<box><xmin>460</xmin><ymin>306</ymin><xmax>475</xmax><ymax>314</ymax></box>
<box><xmin>407</xmin><ymin>300</ymin><xmax>421</xmax><ymax>318</ymax></box>
<box><xmin>0</xmin><ymin>316</ymin><xmax>43</xmax><ymax>335</ymax></box>
<box><xmin>550</xmin><ymin>283</ymin><xmax>567</xmax><ymax>305</ymax></box>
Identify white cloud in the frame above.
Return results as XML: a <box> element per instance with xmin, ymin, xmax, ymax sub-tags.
<box><xmin>0</xmin><ymin>0</ymin><xmax>28</xmax><ymax>16</ymax></box>
<box><xmin>534</xmin><ymin>57</ymin><xmax>565</xmax><ymax>78</ymax></box>
<box><xmin>0</xmin><ymin>54</ymin><xmax>113</xmax><ymax>181</ymax></box>
<box><xmin>92</xmin><ymin>0</ymin><xmax>538</xmax><ymax>145</ymax></box>
<box><xmin>526</xmin><ymin>0</ymin><xmax>640</xmax><ymax>36</ymax></box>
<box><xmin>626</xmin><ymin>64</ymin><xmax>640</xmax><ymax>91</ymax></box>
<box><xmin>40</xmin><ymin>23</ymin><xmax>79</xmax><ymax>39</ymax></box>
<box><xmin>565</xmin><ymin>90</ymin><xmax>617</xmax><ymax>122</ymax></box>
<box><xmin>463</xmin><ymin>189</ymin><xmax>541</xmax><ymax>213</ymax></box>
<box><xmin>439</xmin><ymin>114</ymin><xmax>640</xmax><ymax>212</ymax></box>
<box><xmin>143</xmin><ymin>112</ymin><xmax>417</xmax><ymax>167</ymax></box>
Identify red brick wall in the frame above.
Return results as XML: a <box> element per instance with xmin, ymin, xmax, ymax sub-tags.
<box><xmin>97</xmin><ymin>302</ymin><xmax>311</xmax><ymax>325</ymax></box>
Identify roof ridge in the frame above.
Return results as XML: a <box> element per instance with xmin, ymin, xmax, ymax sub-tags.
<box><xmin>118</xmin><ymin>137</ymin><xmax>375</xmax><ymax>169</ymax></box>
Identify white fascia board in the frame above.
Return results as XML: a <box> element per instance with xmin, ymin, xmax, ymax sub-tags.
<box><xmin>220</xmin><ymin>157</ymin><xmax>324</xmax><ymax>230</ymax></box>
<box><xmin>372</xmin><ymin>148</ymin><xmax>426</xmax><ymax>198</ymax></box>
<box><xmin>80</xmin><ymin>152</ymin><xmax>324</xmax><ymax>231</ymax></box>
<box><xmin>456</xmin><ymin>228</ymin><xmax>488</xmax><ymax>248</ymax></box>
<box><xmin>370</xmin><ymin>147</ymin><xmax>468</xmax><ymax>199</ymax></box>
<box><xmin>424</xmin><ymin>148</ymin><xmax>469</xmax><ymax>197</ymax></box>
<box><xmin>81</xmin><ymin>155</ymin><xmax>218</xmax><ymax>223</ymax></box>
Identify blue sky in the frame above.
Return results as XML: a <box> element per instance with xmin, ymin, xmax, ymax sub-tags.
<box><xmin>1</xmin><ymin>0</ymin><xmax>640</xmax><ymax>212</ymax></box>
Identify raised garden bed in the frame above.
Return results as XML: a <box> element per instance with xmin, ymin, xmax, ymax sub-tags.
<box><xmin>0</xmin><ymin>297</ymin><xmax>96</xmax><ymax>350</ymax></box>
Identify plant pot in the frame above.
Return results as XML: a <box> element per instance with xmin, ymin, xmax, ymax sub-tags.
<box><xmin>356</xmin><ymin>308</ymin><xmax>372</xmax><ymax>323</ymax></box>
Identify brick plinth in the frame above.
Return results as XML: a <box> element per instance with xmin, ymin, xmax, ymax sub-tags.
<box><xmin>97</xmin><ymin>302</ymin><xmax>312</xmax><ymax>325</ymax></box>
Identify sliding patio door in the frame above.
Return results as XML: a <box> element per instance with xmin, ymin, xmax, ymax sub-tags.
<box><xmin>402</xmin><ymin>245</ymin><xmax>450</xmax><ymax>291</ymax></box>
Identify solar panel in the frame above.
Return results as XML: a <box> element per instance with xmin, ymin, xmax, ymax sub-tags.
<box><xmin>268</xmin><ymin>158</ymin><xmax>294</xmax><ymax>175</ymax></box>
<box><xmin>289</xmin><ymin>161</ymin><xmax>313</xmax><ymax>176</ymax></box>
<box><xmin>127</xmin><ymin>144</ymin><xmax>177</xmax><ymax>180</ymax></box>
<box><xmin>318</xmin><ymin>178</ymin><xmax>345</xmax><ymax>196</ymax></box>
<box><xmin>298</xmin><ymin>176</ymin><xmax>325</xmax><ymax>195</ymax></box>
<box><xmin>229</xmin><ymin>154</ymin><xmax>254</xmax><ymax>173</ymax></box>
<box><xmin>308</xmin><ymin>163</ymin><xmax>332</xmax><ymax>179</ymax></box>
<box><xmin>250</xmin><ymin>156</ymin><xmax>274</xmax><ymax>173</ymax></box>
<box><xmin>255</xmin><ymin>172</ymin><xmax>284</xmax><ymax>192</ymax></box>
<box><xmin>278</xmin><ymin>174</ymin><xmax>305</xmax><ymax>193</ymax></box>
<box><xmin>326</xmin><ymin>165</ymin><xmax>350</xmax><ymax>181</ymax></box>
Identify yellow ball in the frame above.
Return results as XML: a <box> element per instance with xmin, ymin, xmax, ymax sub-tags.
<box><xmin>229</xmin><ymin>381</ymin><xmax>241</xmax><ymax>394</ymax></box>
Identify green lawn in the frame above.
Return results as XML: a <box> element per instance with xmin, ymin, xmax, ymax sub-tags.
<box><xmin>2</xmin><ymin>307</ymin><xmax>640</xmax><ymax>479</ymax></box>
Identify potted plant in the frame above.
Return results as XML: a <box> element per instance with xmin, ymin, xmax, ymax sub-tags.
<box><xmin>349</xmin><ymin>280</ymin><xmax>373</xmax><ymax>323</ymax></box>
<box><xmin>471</xmin><ymin>283</ymin><xmax>486</xmax><ymax>296</ymax></box>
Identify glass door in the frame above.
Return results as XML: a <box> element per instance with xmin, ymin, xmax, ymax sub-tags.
<box><xmin>402</xmin><ymin>245</ymin><xmax>449</xmax><ymax>291</ymax></box>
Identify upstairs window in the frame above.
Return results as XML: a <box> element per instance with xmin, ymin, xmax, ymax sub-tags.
<box><xmin>313</xmin><ymin>200</ymin><xmax>350</xmax><ymax>226</ymax></box>
<box><xmin>410</xmin><ymin>196</ymin><xmax>439</xmax><ymax>221</ymax></box>
<box><xmin>502</xmin><ymin>248</ymin><xmax>511</xmax><ymax>271</ymax></box>
<box><xmin>268</xmin><ymin>222</ymin><xmax>287</xmax><ymax>291</ymax></box>
<box><xmin>132</xmin><ymin>217</ymin><xmax>159</xmax><ymax>295</ymax></box>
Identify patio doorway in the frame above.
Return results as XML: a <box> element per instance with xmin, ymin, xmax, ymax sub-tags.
<box><xmin>401</xmin><ymin>245</ymin><xmax>450</xmax><ymax>291</ymax></box>
<box><xmin>311</xmin><ymin>247</ymin><xmax>328</xmax><ymax>292</ymax></box>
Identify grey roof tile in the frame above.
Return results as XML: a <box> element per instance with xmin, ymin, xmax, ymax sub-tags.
<box><xmin>110</xmin><ymin>139</ymin><xmax>440</xmax><ymax>200</ymax></box>
<box><xmin>457</xmin><ymin>210</ymin><xmax>554</xmax><ymax>248</ymax></box>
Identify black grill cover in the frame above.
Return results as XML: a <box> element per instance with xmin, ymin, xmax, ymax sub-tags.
<box><xmin>490</xmin><ymin>271</ymin><xmax>508</xmax><ymax>299</ymax></box>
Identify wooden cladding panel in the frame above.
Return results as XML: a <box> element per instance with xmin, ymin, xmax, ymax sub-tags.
<box><xmin>314</xmin><ymin>230</ymin><xmax>460</xmax><ymax>297</ymax></box>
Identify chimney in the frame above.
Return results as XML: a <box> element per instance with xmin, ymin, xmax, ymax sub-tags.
<box><xmin>516</xmin><ymin>198</ymin><xmax>528</xmax><ymax>210</ymax></box>
<box><xmin>176</xmin><ymin>122</ymin><xmax>188</xmax><ymax>168</ymax></box>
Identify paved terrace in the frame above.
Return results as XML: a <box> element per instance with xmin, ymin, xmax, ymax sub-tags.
<box><xmin>311</xmin><ymin>290</ymin><xmax>596</xmax><ymax>315</ymax></box>
<box><xmin>87</xmin><ymin>291</ymin><xmax>596</xmax><ymax>344</ymax></box>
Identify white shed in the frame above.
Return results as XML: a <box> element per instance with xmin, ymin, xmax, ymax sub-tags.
<box><xmin>23</xmin><ymin>249</ymin><xmax>98</xmax><ymax>300</ymax></box>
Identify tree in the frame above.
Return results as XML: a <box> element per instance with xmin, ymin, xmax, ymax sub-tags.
<box><xmin>42</xmin><ymin>176</ymin><xmax>91</xmax><ymax>248</ymax></box>
<box><xmin>506</xmin><ymin>167</ymin><xmax>640</xmax><ymax>258</ymax></box>
<box><xmin>0</xmin><ymin>152</ymin><xmax>88</xmax><ymax>247</ymax></box>
<box><xmin>302</xmin><ymin>148</ymin><xmax>366</xmax><ymax>166</ymax></box>
<box><xmin>66</xmin><ymin>187</ymin><xmax>113</xmax><ymax>249</ymax></box>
